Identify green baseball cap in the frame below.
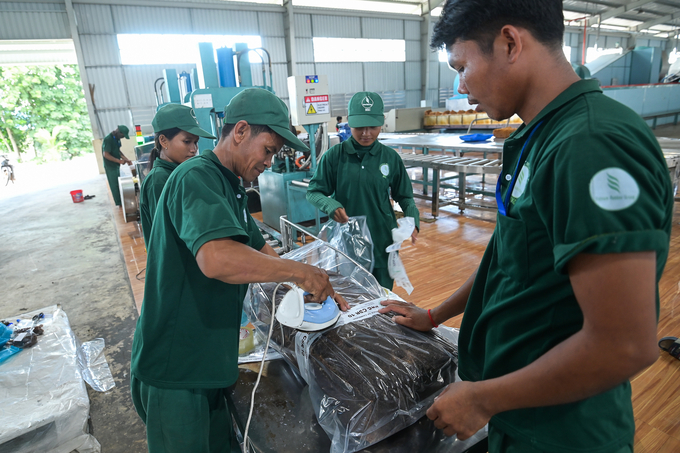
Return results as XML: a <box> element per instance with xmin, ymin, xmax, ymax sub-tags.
<box><xmin>152</xmin><ymin>104</ymin><xmax>216</xmax><ymax>139</ymax></box>
<box><xmin>224</xmin><ymin>88</ymin><xmax>310</xmax><ymax>152</ymax></box>
<box><xmin>348</xmin><ymin>92</ymin><xmax>385</xmax><ymax>128</ymax></box>
<box><xmin>117</xmin><ymin>125</ymin><xmax>130</xmax><ymax>139</ymax></box>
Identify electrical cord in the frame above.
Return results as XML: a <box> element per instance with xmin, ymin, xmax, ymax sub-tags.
<box><xmin>135</xmin><ymin>268</ymin><xmax>146</xmax><ymax>281</ymax></box>
<box><xmin>242</xmin><ymin>282</ymin><xmax>284</xmax><ymax>453</ymax></box>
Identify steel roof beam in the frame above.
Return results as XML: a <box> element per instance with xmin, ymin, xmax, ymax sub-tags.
<box><xmin>586</xmin><ymin>0</ymin><xmax>656</xmax><ymax>26</ymax></box>
<box><xmin>631</xmin><ymin>11</ymin><xmax>680</xmax><ymax>31</ymax></box>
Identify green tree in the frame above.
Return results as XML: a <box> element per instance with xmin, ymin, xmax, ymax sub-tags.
<box><xmin>0</xmin><ymin>65</ymin><xmax>94</xmax><ymax>162</ymax></box>
<box><xmin>33</xmin><ymin>125</ymin><xmax>69</xmax><ymax>163</ymax></box>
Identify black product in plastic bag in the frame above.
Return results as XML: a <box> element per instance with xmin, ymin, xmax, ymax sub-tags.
<box><xmin>244</xmin><ymin>240</ymin><xmax>457</xmax><ymax>453</ymax></box>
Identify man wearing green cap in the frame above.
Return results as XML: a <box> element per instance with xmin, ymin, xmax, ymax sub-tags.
<box><xmin>307</xmin><ymin>91</ymin><xmax>420</xmax><ymax>290</ymax></box>
<box><xmin>102</xmin><ymin>125</ymin><xmax>132</xmax><ymax>206</ymax></box>
<box><xmin>131</xmin><ymin>88</ymin><xmax>348</xmax><ymax>453</ymax></box>
<box><xmin>140</xmin><ymin>104</ymin><xmax>216</xmax><ymax>247</ymax></box>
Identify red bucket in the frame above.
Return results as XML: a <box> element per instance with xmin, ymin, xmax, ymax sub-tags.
<box><xmin>70</xmin><ymin>190</ymin><xmax>84</xmax><ymax>203</ymax></box>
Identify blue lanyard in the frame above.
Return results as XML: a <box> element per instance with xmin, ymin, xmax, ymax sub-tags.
<box><xmin>495</xmin><ymin>121</ymin><xmax>543</xmax><ymax>216</ymax></box>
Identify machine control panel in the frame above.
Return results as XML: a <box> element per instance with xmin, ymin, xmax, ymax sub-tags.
<box><xmin>288</xmin><ymin>75</ymin><xmax>331</xmax><ymax>126</ymax></box>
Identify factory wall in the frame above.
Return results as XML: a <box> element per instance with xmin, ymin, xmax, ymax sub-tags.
<box><xmin>0</xmin><ymin>1</ymin><xmax>674</xmax><ymax>137</ymax></box>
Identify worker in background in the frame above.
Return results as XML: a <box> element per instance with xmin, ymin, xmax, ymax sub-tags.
<box><xmin>139</xmin><ymin>104</ymin><xmax>216</xmax><ymax>247</ymax></box>
<box><xmin>380</xmin><ymin>1</ymin><xmax>673</xmax><ymax>452</ymax></box>
<box><xmin>130</xmin><ymin>88</ymin><xmax>348</xmax><ymax>453</ymax></box>
<box><xmin>102</xmin><ymin>125</ymin><xmax>132</xmax><ymax>206</ymax></box>
<box><xmin>306</xmin><ymin>92</ymin><xmax>420</xmax><ymax>290</ymax></box>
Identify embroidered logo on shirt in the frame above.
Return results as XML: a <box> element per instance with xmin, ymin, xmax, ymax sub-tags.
<box><xmin>589</xmin><ymin>168</ymin><xmax>639</xmax><ymax>211</ymax></box>
<box><xmin>362</xmin><ymin>96</ymin><xmax>374</xmax><ymax>112</ymax></box>
<box><xmin>380</xmin><ymin>163</ymin><xmax>390</xmax><ymax>177</ymax></box>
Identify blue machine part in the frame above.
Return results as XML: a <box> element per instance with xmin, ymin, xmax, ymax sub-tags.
<box><xmin>199</xmin><ymin>42</ymin><xmax>220</xmax><ymax>89</ymax></box>
<box><xmin>163</xmin><ymin>69</ymin><xmax>181</xmax><ymax>104</ymax></box>
<box><xmin>179</xmin><ymin>71</ymin><xmax>192</xmax><ymax>92</ymax></box>
<box><xmin>302</xmin><ymin>293</ymin><xmax>340</xmax><ymax>325</ymax></box>
<box><xmin>216</xmin><ymin>47</ymin><xmax>237</xmax><ymax>88</ymax></box>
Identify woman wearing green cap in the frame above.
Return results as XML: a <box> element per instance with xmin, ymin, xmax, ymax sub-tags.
<box><xmin>307</xmin><ymin>91</ymin><xmax>420</xmax><ymax>290</ymax></box>
<box><xmin>102</xmin><ymin>125</ymin><xmax>132</xmax><ymax>206</ymax></box>
<box><xmin>139</xmin><ymin>104</ymin><xmax>216</xmax><ymax>247</ymax></box>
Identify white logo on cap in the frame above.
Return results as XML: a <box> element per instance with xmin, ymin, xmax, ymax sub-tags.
<box><xmin>190</xmin><ymin>109</ymin><xmax>197</xmax><ymax>122</ymax></box>
<box><xmin>361</xmin><ymin>96</ymin><xmax>374</xmax><ymax>112</ymax></box>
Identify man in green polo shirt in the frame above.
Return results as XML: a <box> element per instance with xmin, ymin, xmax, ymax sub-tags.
<box><xmin>130</xmin><ymin>89</ymin><xmax>348</xmax><ymax>453</ymax></box>
<box><xmin>102</xmin><ymin>125</ymin><xmax>132</xmax><ymax>206</ymax></box>
<box><xmin>379</xmin><ymin>1</ymin><xmax>674</xmax><ymax>452</ymax></box>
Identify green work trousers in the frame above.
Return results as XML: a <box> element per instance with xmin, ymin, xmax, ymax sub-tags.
<box><xmin>104</xmin><ymin>165</ymin><xmax>121</xmax><ymax>206</ymax></box>
<box><xmin>130</xmin><ymin>375</ymin><xmax>237</xmax><ymax>453</ymax></box>
<box><xmin>488</xmin><ymin>425</ymin><xmax>633</xmax><ymax>453</ymax></box>
<box><xmin>372</xmin><ymin>267</ymin><xmax>393</xmax><ymax>291</ymax></box>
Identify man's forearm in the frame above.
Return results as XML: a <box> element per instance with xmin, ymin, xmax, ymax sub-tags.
<box><xmin>430</xmin><ymin>269</ymin><xmax>477</xmax><ymax>325</ymax></box>
<box><xmin>103</xmin><ymin>151</ymin><xmax>122</xmax><ymax>164</ymax></box>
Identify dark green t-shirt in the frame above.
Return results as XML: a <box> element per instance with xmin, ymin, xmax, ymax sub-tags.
<box><xmin>139</xmin><ymin>158</ymin><xmax>178</xmax><ymax>247</ymax></box>
<box><xmin>459</xmin><ymin>79</ymin><xmax>674</xmax><ymax>452</ymax></box>
<box><xmin>102</xmin><ymin>133</ymin><xmax>122</xmax><ymax>169</ymax></box>
<box><xmin>306</xmin><ymin>138</ymin><xmax>420</xmax><ymax>268</ymax></box>
<box><xmin>131</xmin><ymin>150</ymin><xmax>265</xmax><ymax>389</ymax></box>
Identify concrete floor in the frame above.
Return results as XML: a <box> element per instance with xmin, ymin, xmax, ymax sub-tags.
<box><xmin>0</xmin><ymin>166</ymin><xmax>147</xmax><ymax>451</ymax></box>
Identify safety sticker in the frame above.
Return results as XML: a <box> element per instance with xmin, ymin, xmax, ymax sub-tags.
<box><xmin>336</xmin><ymin>298</ymin><xmax>385</xmax><ymax>326</ymax></box>
<box><xmin>304</xmin><ymin>95</ymin><xmax>329</xmax><ymax>115</ymax></box>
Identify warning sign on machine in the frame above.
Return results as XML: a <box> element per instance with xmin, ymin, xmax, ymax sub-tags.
<box><xmin>304</xmin><ymin>95</ymin><xmax>329</xmax><ymax>115</ymax></box>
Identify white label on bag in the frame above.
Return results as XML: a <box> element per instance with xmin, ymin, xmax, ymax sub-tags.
<box><xmin>336</xmin><ymin>298</ymin><xmax>385</xmax><ymax>326</ymax></box>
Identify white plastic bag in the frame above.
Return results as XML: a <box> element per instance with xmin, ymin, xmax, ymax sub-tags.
<box><xmin>386</xmin><ymin>217</ymin><xmax>415</xmax><ymax>294</ymax></box>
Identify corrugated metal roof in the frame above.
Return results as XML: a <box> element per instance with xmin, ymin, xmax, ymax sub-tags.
<box><xmin>404</xmin><ymin>20</ymin><xmax>420</xmax><ymax>40</ymax></box>
<box><xmin>295</xmin><ymin>62</ymin><xmax>315</xmax><ymax>75</ymax></box>
<box><xmin>0</xmin><ymin>2</ymin><xmax>70</xmax><ymax>40</ymax></box>
<box><xmin>74</xmin><ymin>3</ymin><xmax>115</xmax><ymax>35</ymax></box>
<box><xmin>316</xmin><ymin>62</ymin><xmax>362</xmax><ymax>93</ymax></box>
<box><xmin>405</xmin><ymin>61</ymin><xmax>420</xmax><ymax>90</ymax></box>
<box><xmin>190</xmin><ymin>8</ymin><xmax>259</xmax><ymax>34</ymax></box>
<box><xmin>361</xmin><ymin>18</ymin><xmax>403</xmax><ymax>39</ymax></box>
<box><xmin>439</xmin><ymin>62</ymin><xmax>455</xmax><ymax>88</ymax></box>
<box><xmin>80</xmin><ymin>34</ymin><xmax>121</xmax><ymax>66</ymax></box>
<box><xmin>295</xmin><ymin>37</ymin><xmax>314</xmax><ymax>62</ymax></box>
<box><xmin>96</xmin><ymin>108</ymin><xmax>133</xmax><ymax>138</ymax></box>
<box><xmin>405</xmin><ymin>39</ymin><xmax>420</xmax><ymax>61</ymax></box>
<box><xmin>124</xmin><ymin>63</ymin><xmax>196</xmax><ymax>107</ymax></box>
<box><xmin>405</xmin><ymin>89</ymin><xmax>420</xmax><ymax>108</ymax></box>
<box><xmin>311</xmin><ymin>15</ymin><xmax>360</xmax><ymax>38</ymax></box>
<box><xmin>258</xmin><ymin>11</ymin><xmax>284</xmax><ymax>36</ymax></box>
<box><xmin>260</xmin><ymin>36</ymin><xmax>287</xmax><ymax>63</ymax></box>
<box><xmin>363</xmin><ymin>62</ymin><xmax>404</xmax><ymax>91</ymax></box>
<box><xmin>294</xmin><ymin>13</ymin><xmax>312</xmax><ymax>37</ymax></box>
<box><xmin>87</xmin><ymin>66</ymin><xmax>128</xmax><ymax>109</ymax></box>
<box><xmin>111</xmin><ymin>5</ymin><xmax>193</xmax><ymax>34</ymax></box>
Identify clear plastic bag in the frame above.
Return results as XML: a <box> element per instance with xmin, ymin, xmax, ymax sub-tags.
<box><xmin>77</xmin><ymin>338</ymin><xmax>115</xmax><ymax>392</ymax></box>
<box><xmin>244</xmin><ymin>240</ymin><xmax>457</xmax><ymax>453</ymax></box>
<box><xmin>386</xmin><ymin>217</ymin><xmax>415</xmax><ymax>294</ymax></box>
<box><xmin>319</xmin><ymin>216</ymin><xmax>375</xmax><ymax>273</ymax></box>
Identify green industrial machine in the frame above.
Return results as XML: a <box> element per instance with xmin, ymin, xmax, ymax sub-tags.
<box><xmin>156</xmin><ymin>44</ymin><xmax>328</xmax><ymax>234</ymax></box>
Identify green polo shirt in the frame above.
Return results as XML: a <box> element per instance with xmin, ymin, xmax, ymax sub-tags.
<box><xmin>102</xmin><ymin>133</ymin><xmax>122</xmax><ymax>169</ymax></box>
<box><xmin>306</xmin><ymin>138</ymin><xmax>420</xmax><ymax>269</ymax></box>
<box><xmin>459</xmin><ymin>79</ymin><xmax>673</xmax><ymax>452</ymax></box>
<box><xmin>131</xmin><ymin>150</ymin><xmax>265</xmax><ymax>389</ymax></box>
<box><xmin>139</xmin><ymin>158</ymin><xmax>178</xmax><ymax>247</ymax></box>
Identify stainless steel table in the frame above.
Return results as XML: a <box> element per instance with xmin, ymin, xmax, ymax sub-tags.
<box><xmin>380</xmin><ymin>134</ymin><xmax>504</xmax><ymax>158</ymax></box>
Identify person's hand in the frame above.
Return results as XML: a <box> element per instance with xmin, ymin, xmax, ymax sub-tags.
<box><xmin>333</xmin><ymin>207</ymin><xmax>349</xmax><ymax>223</ymax></box>
<box><xmin>411</xmin><ymin>228</ymin><xmax>419</xmax><ymax>245</ymax></box>
<box><xmin>294</xmin><ymin>265</ymin><xmax>346</xmax><ymax>311</ymax></box>
<box><xmin>378</xmin><ymin>299</ymin><xmax>433</xmax><ymax>331</ymax></box>
<box><xmin>426</xmin><ymin>381</ymin><xmax>492</xmax><ymax>440</ymax></box>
